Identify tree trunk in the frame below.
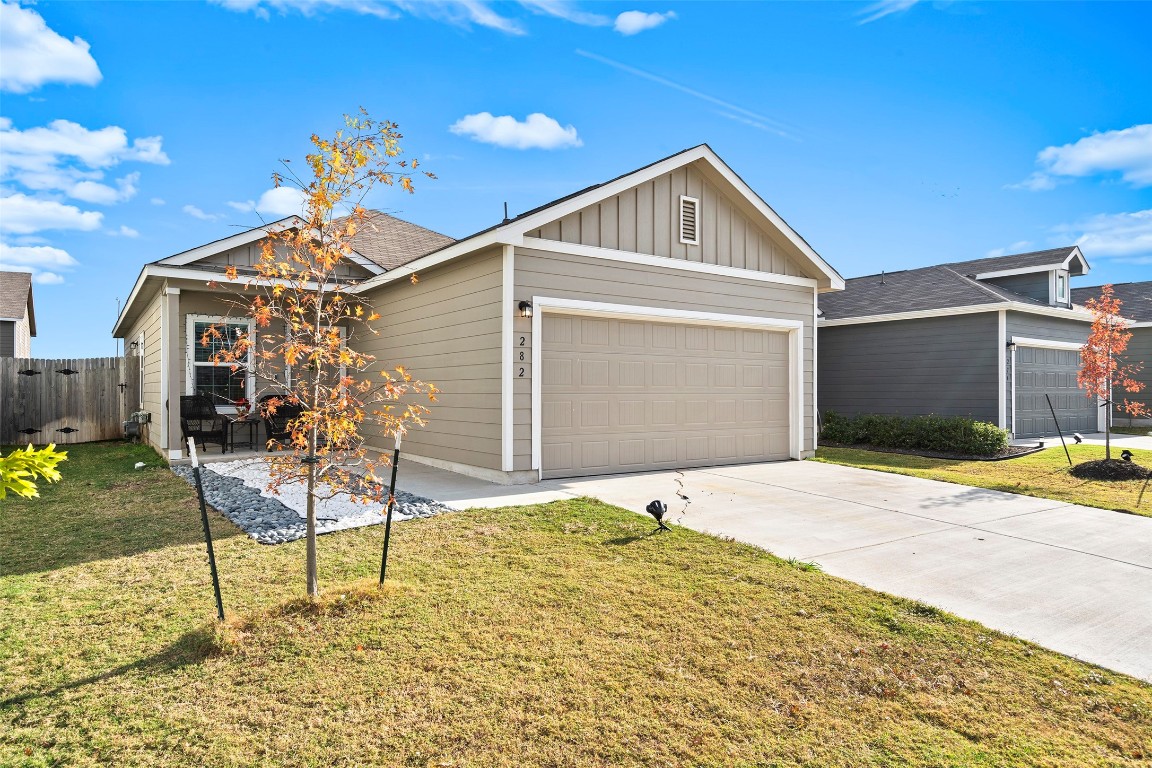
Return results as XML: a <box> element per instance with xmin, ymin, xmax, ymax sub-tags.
<box><xmin>305</xmin><ymin>447</ymin><xmax>318</xmax><ymax>598</ymax></box>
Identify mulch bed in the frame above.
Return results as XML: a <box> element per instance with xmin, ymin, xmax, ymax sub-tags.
<box><xmin>1070</xmin><ymin>459</ymin><xmax>1152</xmax><ymax>482</ymax></box>
<box><xmin>818</xmin><ymin>441</ymin><xmax>1045</xmax><ymax>462</ymax></box>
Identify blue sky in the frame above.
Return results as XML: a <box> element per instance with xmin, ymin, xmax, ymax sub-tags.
<box><xmin>1</xmin><ymin>0</ymin><xmax>1149</xmax><ymax>357</ymax></box>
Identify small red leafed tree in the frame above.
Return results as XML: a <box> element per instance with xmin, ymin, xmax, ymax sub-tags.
<box><xmin>207</xmin><ymin>110</ymin><xmax>437</xmax><ymax>598</ymax></box>
<box><xmin>1078</xmin><ymin>284</ymin><xmax>1148</xmax><ymax>460</ymax></box>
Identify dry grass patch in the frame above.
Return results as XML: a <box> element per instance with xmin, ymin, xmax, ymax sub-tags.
<box><xmin>2</xmin><ymin>443</ymin><xmax>1150</xmax><ymax>767</ymax></box>
<box><xmin>814</xmin><ymin>444</ymin><xmax>1152</xmax><ymax>517</ymax></box>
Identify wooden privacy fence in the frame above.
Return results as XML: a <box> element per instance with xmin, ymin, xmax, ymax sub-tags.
<box><xmin>0</xmin><ymin>356</ymin><xmax>140</xmax><ymax>445</ymax></box>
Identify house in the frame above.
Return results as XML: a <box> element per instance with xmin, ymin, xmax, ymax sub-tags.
<box><xmin>0</xmin><ymin>270</ymin><xmax>36</xmax><ymax>357</ymax></box>
<box><xmin>1071</xmin><ymin>281</ymin><xmax>1152</xmax><ymax>426</ymax></box>
<box><xmin>112</xmin><ymin>145</ymin><xmax>844</xmax><ymax>481</ymax></box>
<box><xmin>817</xmin><ymin>247</ymin><xmax>1101</xmax><ymax>439</ymax></box>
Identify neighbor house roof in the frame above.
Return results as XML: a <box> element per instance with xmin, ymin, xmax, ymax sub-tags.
<box><xmin>0</xmin><ymin>270</ymin><xmax>35</xmax><ymax>335</ymax></box>
<box><xmin>1071</xmin><ymin>281</ymin><xmax>1152</xmax><ymax>323</ymax></box>
<box><xmin>819</xmin><ymin>248</ymin><xmax>1091</xmax><ymax>322</ymax></box>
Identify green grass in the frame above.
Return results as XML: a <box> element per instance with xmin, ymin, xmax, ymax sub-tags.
<box><xmin>814</xmin><ymin>444</ymin><xmax>1152</xmax><ymax>517</ymax></box>
<box><xmin>1111</xmin><ymin>425</ymin><xmax>1152</xmax><ymax>436</ymax></box>
<box><xmin>2</xmin><ymin>442</ymin><xmax>1151</xmax><ymax>767</ymax></box>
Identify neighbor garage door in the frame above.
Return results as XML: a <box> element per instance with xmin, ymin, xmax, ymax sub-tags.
<box><xmin>541</xmin><ymin>314</ymin><xmax>791</xmax><ymax>479</ymax></box>
<box><xmin>1015</xmin><ymin>346</ymin><xmax>1096</xmax><ymax>438</ymax></box>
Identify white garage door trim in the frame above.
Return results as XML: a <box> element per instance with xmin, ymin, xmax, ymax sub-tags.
<box><xmin>531</xmin><ymin>296</ymin><xmax>805</xmax><ymax>477</ymax></box>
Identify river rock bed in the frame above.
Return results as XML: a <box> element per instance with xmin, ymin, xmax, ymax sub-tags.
<box><xmin>172</xmin><ymin>459</ymin><xmax>450</xmax><ymax>545</ymax></box>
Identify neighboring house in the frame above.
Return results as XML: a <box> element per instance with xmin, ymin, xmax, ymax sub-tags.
<box><xmin>0</xmin><ymin>270</ymin><xmax>36</xmax><ymax>358</ymax></box>
<box><xmin>113</xmin><ymin>145</ymin><xmax>844</xmax><ymax>481</ymax></box>
<box><xmin>817</xmin><ymin>247</ymin><xmax>1101</xmax><ymax>439</ymax></box>
<box><xmin>1071</xmin><ymin>281</ymin><xmax>1152</xmax><ymax>426</ymax></box>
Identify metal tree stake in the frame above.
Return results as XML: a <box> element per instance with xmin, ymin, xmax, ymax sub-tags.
<box><xmin>379</xmin><ymin>433</ymin><xmax>402</xmax><ymax>584</ymax></box>
<box><xmin>189</xmin><ymin>438</ymin><xmax>225</xmax><ymax>621</ymax></box>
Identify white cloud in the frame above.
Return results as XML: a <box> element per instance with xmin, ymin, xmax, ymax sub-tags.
<box><xmin>0</xmin><ymin>242</ymin><xmax>80</xmax><ymax>269</ymax></box>
<box><xmin>0</xmin><ymin>119</ymin><xmax>169</xmax><ymax>176</ymax></box>
<box><xmin>69</xmin><ymin>172</ymin><xmax>140</xmax><ymax>205</ymax></box>
<box><xmin>109</xmin><ymin>225</ymin><xmax>140</xmax><ymax>238</ymax></box>
<box><xmin>226</xmin><ymin>186</ymin><xmax>306</xmax><ymax>217</ymax></box>
<box><xmin>984</xmin><ymin>240</ymin><xmax>1034</xmax><ymax>259</ymax></box>
<box><xmin>1053</xmin><ymin>209</ymin><xmax>1152</xmax><ymax>259</ymax></box>
<box><xmin>150</xmin><ymin>197</ymin><xmax>166</xmax><ymax>206</ymax></box>
<box><xmin>212</xmin><ymin>0</ymin><xmax>526</xmax><ymax>34</ymax></box>
<box><xmin>856</xmin><ymin>0</ymin><xmax>918</xmax><ymax>24</ymax></box>
<box><xmin>0</xmin><ymin>242</ymin><xmax>79</xmax><ymax>284</ymax></box>
<box><xmin>33</xmin><ymin>271</ymin><xmax>66</xmax><ymax>285</ymax></box>
<box><xmin>450</xmin><ymin>112</ymin><xmax>581</xmax><ymax>150</ymax></box>
<box><xmin>0</xmin><ymin>2</ymin><xmax>102</xmax><ymax>93</ymax></box>
<box><xmin>0</xmin><ymin>194</ymin><xmax>103</xmax><ymax>234</ymax></box>
<box><xmin>614</xmin><ymin>10</ymin><xmax>676</xmax><ymax>35</ymax></box>
<box><xmin>182</xmin><ymin>204</ymin><xmax>220</xmax><ymax>221</ymax></box>
<box><xmin>522</xmin><ymin>1</ymin><xmax>609</xmax><ymax>26</ymax></box>
<box><xmin>1016</xmin><ymin>124</ymin><xmax>1152</xmax><ymax>190</ymax></box>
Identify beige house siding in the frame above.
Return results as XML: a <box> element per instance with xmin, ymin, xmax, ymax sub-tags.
<box><xmin>14</xmin><ymin>314</ymin><xmax>31</xmax><ymax>357</ymax></box>
<box><xmin>355</xmin><ymin>248</ymin><xmax>504</xmax><ymax>470</ymax></box>
<box><xmin>121</xmin><ymin>288</ymin><xmax>165</xmax><ymax>451</ymax></box>
<box><xmin>513</xmin><ymin>247</ymin><xmax>816</xmax><ymax>471</ymax></box>
<box><xmin>525</xmin><ymin>163</ymin><xmax>812</xmax><ymax>277</ymax></box>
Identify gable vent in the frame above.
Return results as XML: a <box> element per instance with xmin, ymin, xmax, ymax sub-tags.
<box><xmin>679</xmin><ymin>195</ymin><xmax>700</xmax><ymax>246</ymax></box>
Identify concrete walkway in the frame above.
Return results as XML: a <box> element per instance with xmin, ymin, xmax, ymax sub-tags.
<box><xmin>394</xmin><ymin>458</ymin><xmax>1152</xmax><ymax>682</ymax></box>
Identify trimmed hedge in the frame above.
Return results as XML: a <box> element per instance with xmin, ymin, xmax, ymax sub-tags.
<box><xmin>820</xmin><ymin>412</ymin><xmax>1009</xmax><ymax>457</ymax></box>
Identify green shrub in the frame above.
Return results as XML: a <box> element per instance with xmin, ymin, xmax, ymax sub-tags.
<box><xmin>820</xmin><ymin>412</ymin><xmax>1008</xmax><ymax>456</ymax></box>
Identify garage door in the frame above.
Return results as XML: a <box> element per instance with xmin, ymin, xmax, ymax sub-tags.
<box><xmin>1015</xmin><ymin>346</ymin><xmax>1096</xmax><ymax>438</ymax></box>
<box><xmin>541</xmin><ymin>314</ymin><xmax>791</xmax><ymax>479</ymax></box>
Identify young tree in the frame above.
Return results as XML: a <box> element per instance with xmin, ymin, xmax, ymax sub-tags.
<box><xmin>208</xmin><ymin>110</ymin><xmax>437</xmax><ymax>598</ymax></box>
<box><xmin>1077</xmin><ymin>284</ymin><xmax>1148</xmax><ymax>460</ymax></box>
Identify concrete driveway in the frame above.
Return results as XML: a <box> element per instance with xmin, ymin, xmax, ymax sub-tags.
<box><xmin>396</xmin><ymin>459</ymin><xmax>1152</xmax><ymax>682</ymax></box>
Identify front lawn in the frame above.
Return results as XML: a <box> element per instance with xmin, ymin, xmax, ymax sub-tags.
<box><xmin>814</xmin><ymin>444</ymin><xmax>1152</xmax><ymax>517</ymax></box>
<box><xmin>2</xmin><ymin>442</ymin><xmax>1150</xmax><ymax>766</ymax></box>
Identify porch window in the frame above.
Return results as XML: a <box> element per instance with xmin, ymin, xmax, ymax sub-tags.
<box><xmin>187</xmin><ymin>316</ymin><xmax>254</xmax><ymax>408</ymax></box>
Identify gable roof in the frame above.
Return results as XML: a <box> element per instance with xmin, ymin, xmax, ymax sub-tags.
<box><xmin>947</xmin><ymin>246</ymin><xmax>1088</xmax><ymax>278</ymax></box>
<box><xmin>0</xmin><ymin>270</ymin><xmax>35</xmax><ymax>335</ymax></box>
<box><xmin>352</xmin><ymin>144</ymin><xmax>845</xmax><ymax>293</ymax></box>
<box><xmin>819</xmin><ymin>247</ymin><xmax>1092</xmax><ymax>323</ymax></box>
<box><xmin>1071</xmin><ymin>281</ymin><xmax>1152</xmax><ymax>323</ymax></box>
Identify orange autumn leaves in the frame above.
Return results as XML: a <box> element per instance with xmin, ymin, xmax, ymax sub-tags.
<box><xmin>1078</xmin><ymin>284</ymin><xmax>1148</xmax><ymax>421</ymax></box>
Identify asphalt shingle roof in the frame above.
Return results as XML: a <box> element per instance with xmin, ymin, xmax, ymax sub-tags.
<box><xmin>1071</xmin><ymin>282</ymin><xmax>1152</xmax><ymax>323</ymax></box>
<box><xmin>818</xmin><ymin>248</ymin><xmax>1082</xmax><ymax>321</ymax></box>
<box><xmin>0</xmin><ymin>270</ymin><xmax>35</xmax><ymax>334</ymax></box>
<box><xmin>347</xmin><ymin>211</ymin><xmax>455</xmax><ymax>270</ymax></box>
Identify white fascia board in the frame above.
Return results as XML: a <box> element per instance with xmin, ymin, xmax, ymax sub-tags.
<box><xmin>819</xmin><ymin>302</ymin><xmax>1094</xmax><ymax>327</ymax></box>
<box><xmin>1011</xmin><ymin>335</ymin><xmax>1084</xmax><ymax>351</ymax></box>
<box><xmin>0</xmin><ymin>316</ymin><xmax>24</xmax><ymax>322</ymax></box>
<box><xmin>349</xmin><ymin>229</ymin><xmax>519</xmax><ymax>293</ymax></box>
<box><xmin>1065</xmin><ymin>247</ymin><xmax>1089</xmax><ymax>274</ymax></box>
<box><xmin>157</xmin><ymin>216</ymin><xmax>302</xmax><ymax>265</ymax></box>
<box><xmin>975</xmin><ymin>264</ymin><xmax>1063</xmax><ymax>280</ymax></box>
<box><xmin>520</xmin><ymin>237</ymin><xmax>819</xmax><ymax>289</ymax></box>
<box><xmin>533</xmin><ymin>296</ymin><xmax>805</xmax><ymax>331</ymax></box>
<box><xmin>353</xmin><ymin>145</ymin><xmax>845</xmax><ymax>295</ymax></box>
<box><xmin>156</xmin><ymin>216</ymin><xmax>383</xmax><ymax>276</ymax></box>
<box><xmin>113</xmin><ymin>263</ymin><xmax>332</xmax><ymax>337</ymax></box>
<box><xmin>1130</xmin><ymin>321</ymin><xmax>1152</xmax><ymax>328</ymax></box>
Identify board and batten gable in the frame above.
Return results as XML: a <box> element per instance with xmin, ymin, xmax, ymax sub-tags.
<box><xmin>195</xmin><ymin>241</ymin><xmax>374</xmax><ymax>281</ymax></box>
<box><xmin>513</xmin><ymin>247</ymin><xmax>817</xmax><ymax>470</ymax></box>
<box><xmin>524</xmin><ymin>162</ymin><xmax>812</xmax><ymax>277</ymax></box>
<box><xmin>818</xmin><ymin>313</ymin><xmax>1000</xmax><ymax>423</ymax></box>
<box><xmin>354</xmin><ymin>247</ymin><xmax>505</xmax><ymax>471</ymax></box>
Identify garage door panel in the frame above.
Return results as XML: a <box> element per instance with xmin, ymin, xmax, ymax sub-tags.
<box><xmin>1015</xmin><ymin>344</ymin><xmax>1095</xmax><ymax>438</ymax></box>
<box><xmin>543</xmin><ymin>316</ymin><xmax>791</xmax><ymax>478</ymax></box>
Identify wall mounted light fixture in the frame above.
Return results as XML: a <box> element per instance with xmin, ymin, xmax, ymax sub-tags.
<box><xmin>518</xmin><ymin>300</ymin><xmax>533</xmax><ymax>318</ymax></box>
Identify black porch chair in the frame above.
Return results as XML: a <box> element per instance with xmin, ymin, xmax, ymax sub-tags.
<box><xmin>258</xmin><ymin>394</ymin><xmax>305</xmax><ymax>447</ymax></box>
<box><xmin>180</xmin><ymin>395</ymin><xmax>228</xmax><ymax>454</ymax></box>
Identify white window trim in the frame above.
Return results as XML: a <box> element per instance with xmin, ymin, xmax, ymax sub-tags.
<box><xmin>679</xmin><ymin>195</ymin><xmax>700</xmax><ymax>246</ymax></box>
<box><xmin>530</xmin><ymin>296</ymin><xmax>805</xmax><ymax>478</ymax></box>
<box><xmin>185</xmin><ymin>314</ymin><xmax>255</xmax><ymax>412</ymax></box>
<box><xmin>1055</xmin><ymin>271</ymin><xmax>1068</xmax><ymax>303</ymax></box>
